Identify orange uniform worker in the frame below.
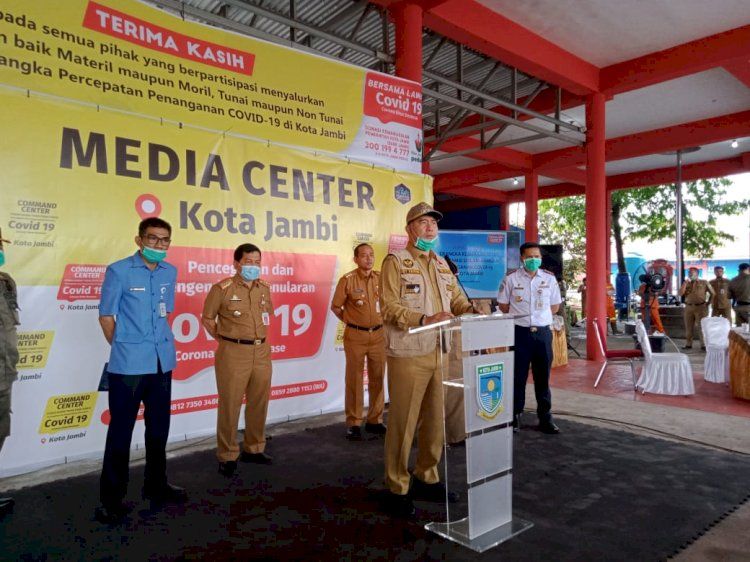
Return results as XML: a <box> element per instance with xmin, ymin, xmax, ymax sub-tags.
<box><xmin>638</xmin><ymin>279</ymin><xmax>666</xmax><ymax>334</ymax></box>
<box><xmin>330</xmin><ymin>243</ymin><xmax>386</xmax><ymax>440</ymax></box>
<box><xmin>380</xmin><ymin>202</ymin><xmax>474</xmax><ymax>517</ymax></box>
<box><xmin>202</xmin><ymin>243</ymin><xmax>274</xmax><ymax>477</ymax></box>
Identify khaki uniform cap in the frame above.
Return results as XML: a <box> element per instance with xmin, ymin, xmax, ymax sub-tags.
<box><xmin>406</xmin><ymin>202</ymin><xmax>443</xmax><ymax>224</ymax></box>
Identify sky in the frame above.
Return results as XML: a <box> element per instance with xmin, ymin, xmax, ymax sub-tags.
<box><xmin>509</xmin><ymin>172</ymin><xmax>750</xmax><ymax>262</ymax></box>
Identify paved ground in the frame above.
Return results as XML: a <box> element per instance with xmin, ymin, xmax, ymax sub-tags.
<box><xmin>1</xmin><ymin>326</ymin><xmax>748</xmax><ymax>560</ymax></box>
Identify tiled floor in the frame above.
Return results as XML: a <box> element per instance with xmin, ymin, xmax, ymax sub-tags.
<box><xmin>550</xmin><ymin>357</ymin><xmax>750</xmax><ymax>418</ymax></box>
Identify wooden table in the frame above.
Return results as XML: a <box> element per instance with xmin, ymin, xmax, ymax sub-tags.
<box><xmin>729</xmin><ymin>329</ymin><xmax>750</xmax><ymax>400</ymax></box>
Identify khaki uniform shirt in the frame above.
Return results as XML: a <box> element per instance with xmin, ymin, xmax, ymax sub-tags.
<box><xmin>682</xmin><ymin>279</ymin><xmax>714</xmax><ymax>305</ymax></box>
<box><xmin>202</xmin><ymin>275</ymin><xmax>273</xmax><ymax>341</ymax></box>
<box><xmin>331</xmin><ymin>269</ymin><xmax>382</xmax><ymax>328</ymax></box>
<box><xmin>0</xmin><ymin>272</ymin><xmax>19</xmax><ymax>391</ymax></box>
<box><xmin>380</xmin><ymin>246</ymin><xmax>472</xmax><ymax>357</ymax></box>
<box><xmin>730</xmin><ymin>274</ymin><xmax>750</xmax><ymax>303</ymax></box>
<box><xmin>709</xmin><ymin>278</ymin><xmax>731</xmax><ymax>309</ymax></box>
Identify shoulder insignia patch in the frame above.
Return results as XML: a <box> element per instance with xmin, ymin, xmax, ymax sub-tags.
<box><xmin>219</xmin><ymin>278</ymin><xmax>234</xmax><ymax>290</ymax></box>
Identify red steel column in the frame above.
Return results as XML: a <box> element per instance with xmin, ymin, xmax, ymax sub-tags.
<box><xmin>585</xmin><ymin>93</ymin><xmax>607</xmax><ymax>361</ymax></box>
<box><xmin>393</xmin><ymin>3</ymin><xmax>425</xmax><ymax>173</ymax></box>
<box><xmin>393</xmin><ymin>3</ymin><xmax>423</xmax><ymax>83</ymax></box>
<box><xmin>606</xmin><ymin>192</ymin><xmax>612</xmax><ymax>278</ymax></box>
<box><xmin>524</xmin><ymin>173</ymin><xmax>539</xmax><ymax>241</ymax></box>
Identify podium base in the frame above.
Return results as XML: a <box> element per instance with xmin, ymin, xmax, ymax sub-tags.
<box><xmin>425</xmin><ymin>516</ymin><xmax>533</xmax><ymax>553</ymax></box>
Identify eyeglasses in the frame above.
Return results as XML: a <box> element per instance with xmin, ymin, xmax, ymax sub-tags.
<box><xmin>143</xmin><ymin>234</ymin><xmax>172</xmax><ymax>247</ymax></box>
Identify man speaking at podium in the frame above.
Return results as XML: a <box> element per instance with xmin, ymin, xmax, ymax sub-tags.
<box><xmin>498</xmin><ymin>242</ymin><xmax>561</xmax><ymax>435</ymax></box>
<box><xmin>380</xmin><ymin>202</ymin><xmax>474</xmax><ymax>517</ymax></box>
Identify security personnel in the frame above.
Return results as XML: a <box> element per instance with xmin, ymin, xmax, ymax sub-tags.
<box><xmin>380</xmin><ymin>202</ymin><xmax>474</xmax><ymax>517</ymax></box>
<box><xmin>679</xmin><ymin>267</ymin><xmax>714</xmax><ymax>350</ymax></box>
<box><xmin>709</xmin><ymin>266</ymin><xmax>732</xmax><ymax>322</ymax></box>
<box><xmin>729</xmin><ymin>263</ymin><xmax>750</xmax><ymax>326</ymax></box>
<box><xmin>97</xmin><ymin>218</ymin><xmax>186</xmax><ymax>524</ymax></box>
<box><xmin>0</xmin><ymin>232</ymin><xmax>19</xmax><ymax>518</ymax></box>
<box><xmin>330</xmin><ymin>243</ymin><xmax>386</xmax><ymax>440</ymax></box>
<box><xmin>202</xmin><ymin>243</ymin><xmax>273</xmax><ymax>477</ymax></box>
<box><xmin>498</xmin><ymin>242</ymin><xmax>562</xmax><ymax>435</ymax></box>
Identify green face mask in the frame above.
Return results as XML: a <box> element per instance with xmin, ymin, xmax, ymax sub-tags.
<box><xmin>0</xmin><ymin>250</ymin><xmax>4</xmax><ymax>267</ymax></box>
<box><xmin>141</xmin><ymin>246</ymin><xmax>167</xmax><ymax>264</ymax></box>
<box><xmin>523</xmin><ymin>257</ymin><xmax>542</xmax><ymax>272</ymax></box>
<box><xmin>415</xmin><ymin>236</ymin><xmax>438</xmax><ymax>252</ymax></box>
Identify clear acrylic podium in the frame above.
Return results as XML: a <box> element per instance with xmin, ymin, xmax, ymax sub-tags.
<box><xmin>409</xmin><ymin>313</ymin><xmax>533</xmax><ymax>552</ymax></box>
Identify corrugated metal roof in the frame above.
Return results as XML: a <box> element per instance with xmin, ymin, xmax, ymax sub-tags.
<box><xmin>162</xmin><ymin>0</ymin><xmax>560</xmax><ymax>150</ymax></box>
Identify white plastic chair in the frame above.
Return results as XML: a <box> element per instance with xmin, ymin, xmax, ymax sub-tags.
<box><xmin>701</xmin><ymin>316</ymin><xmax>730</xmax><ymax>383</ymax></box>
<box><xmin>634</xmin><ymin>320</ymin><xmax>694</xmax><ymax>395</ymax></box>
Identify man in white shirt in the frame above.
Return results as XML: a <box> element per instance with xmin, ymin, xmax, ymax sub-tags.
<box><xmin>498</xmin><ymin>242</ymin><xmax>562</xmax><ymax>435</ymax></box>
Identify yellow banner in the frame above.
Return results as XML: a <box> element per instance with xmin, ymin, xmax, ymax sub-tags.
<box><xmin>38</xmin><ymin>391</ymin><xmax>98</xmax><ymax>434</ymax></box>
<box><xmin>0</xmin><ymin>0</ymin><xmax>423</xmax><ymax>171</ymax></box>
<box><xmin>0</xmin><ymin>89</ymin><xmax>431</xmax><ymax>285</ymax></box>
<box><xmin>16</xmin><ymin>330</ymin><xmax>54</xmax><ymax>369</ymax></box>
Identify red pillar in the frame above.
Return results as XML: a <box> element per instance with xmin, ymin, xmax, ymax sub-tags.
<box><xmin>585</xmin><ymin>93</ymin><xmax>607</xmax><ymax>361</ymax></box>
<box><xmin>393</xmin><ymin>3</ymin><xmax>425</xmax><ymax>173</ymax></box>
<box><xmin>524</xmin><ymin>173</ymin><xmax>539</xmax><ymax>241</ymax></box>
<box><xmin>500</xmin><ymin>203</ymin><xmax>510</xmax><ymax>230</ymax></box>
<box><xmin>606</xmin><ymin>192</ymin><xmax>612</xmax><ymax>278</ymax></box>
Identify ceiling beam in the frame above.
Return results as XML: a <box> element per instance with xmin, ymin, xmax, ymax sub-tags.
<box><xmin>533</xmin><ymin>110</ymin><xmax>750</xmax><ymax>172</ymax></box>
<box><xmin>724</xmin><ymin>57</ymin><xmax>750</xmax><ymax>89</ymax></box>
<box><xmin>601</xmin><ymin>24</ymin><xmax>750</xmax><ymax>96</ymax></box>
<box><xmin>433</xmin><ymin>162</ymin><xmax>519</xmax><ymax>191</ymax></box>
<box><xmin>417</xmin><ymin>1</ymin><xmax>599</xmax><ymax>94</ymax></box>
<box><xmin>439</xmin><ymin>185</ymin><xmax>509</xmax><ymax>201</ymax></box>
<box><xmin>504</xmin><ymin>155</ymin><xmax>750</xmax><ymax>202</ymax></box>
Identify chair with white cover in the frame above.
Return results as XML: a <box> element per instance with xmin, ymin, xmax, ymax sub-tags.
<box><xmin>634</xmin><ymin>320</ymin><xmax>694</xmax><ymax>395</ymax></box>
<box><xmin>701</xmin><ymin>316</ymin><xmax>730</xmax><ymax>383</ymax></box>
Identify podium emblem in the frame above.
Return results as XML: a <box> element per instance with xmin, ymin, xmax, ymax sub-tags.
<box><xmin>476</xmin><ymin>362</ymin><xmax>504</xmax><ymax>420</ymax></box>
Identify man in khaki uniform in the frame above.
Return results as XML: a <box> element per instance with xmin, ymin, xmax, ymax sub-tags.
<box><xmin>679</xmin><ymin>267</ymin><xmax>714</xmax><ymax>350</ymax></box>
<box><xmin>330</xmin><ymin>243</ymin><xmax>386</xmax><ymax>440</ymax></box>
<box><xmin>0</xmin><ymin>233</ymin><xmax>19</xmax><ymax>517</ymax></box>
<box><xmin>380</xmin><ymin>202</ymin><xmax>474</xmax><ymax>517</ymax></box>
<box><xmin>202</xmin><ymin>243</ymin><xmax>273</xmax><ymax>476</ymax></box>
<box><xmin>709</xmin><ymin>266</ymin><xmax>732</xmax><ymax>322</ymax></box>
<box><xmin>730</xmin><ymin>263</ymin><xmax>750</xmax><ymax>326</ymax></box>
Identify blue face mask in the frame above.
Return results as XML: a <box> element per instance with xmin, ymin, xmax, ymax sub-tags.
<box><xmin>241</xmin><ymin>265</ymin><xmax>261</xmax><ymax>281</ymax></box>
<box><xmin>0</xmin><ymin>250</ymin><xmax>4</xmax><ymax>267</ymax></box>
<box><xmin>141</xmin><ymin>246</ymin><xmax>167</xmax><ymax>263</ymax></box>
<box><xmin>523</xmin><ymin>257</ymin><xmax>542</xmax><ymax>272</ymax></box>
<box><xmin>415</xmin><ymin>236</ymin><xmax>438</xmax><ymax>252</ymax></box>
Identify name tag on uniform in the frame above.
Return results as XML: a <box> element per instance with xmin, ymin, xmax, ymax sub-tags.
<box><xmin>230</xmin><ymin>294</ymin><xmax>242</xmax><ymax>302</ymax></box>
<box><xmin>159</xmin><ymin>302</ymin><xmax>167</xmax><ymax>317</ymax></box>
<box><xmin>262</xmin><ymin>312</ymin><xmax>270</xmax><ymax>326</ymax></box>
<box><xmin>129</xmin><ymin>286</ymin><xmax>146</xmax><ymax>292</ymax></box>
<box><xmin>405</xmin><ymin>284</ymin><xmax>421</xmax><ymax>294</ymax></box>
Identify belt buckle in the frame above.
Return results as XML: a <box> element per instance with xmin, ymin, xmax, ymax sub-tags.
<box><xmin>367</xmin><ymin>327</ymin><xmax>373</xmax><ymax>333</ymax></box>
<box><xmin>530</xmin><ymin>327</ymin><xmax>538</xmax><ymax>333</ymax></box>
<box><xmin>254</xmin><ymin>339</ymin><xmax>262</xmax><ymax>345</ymax></box>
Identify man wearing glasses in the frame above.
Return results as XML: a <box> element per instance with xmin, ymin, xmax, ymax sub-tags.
<box><xmin>96</xmin><ymin>217</ymin><xmax>186</xmax><ymax>523</ymax></box>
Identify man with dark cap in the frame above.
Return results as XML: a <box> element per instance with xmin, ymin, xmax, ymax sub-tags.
<box><xmin>380</xmin><ymin>202</ymin><xmax>474</xmax><ymax>517</ymax></box>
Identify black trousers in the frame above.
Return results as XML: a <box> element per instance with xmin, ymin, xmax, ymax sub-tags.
<box><xmin>513</xmin><ymin>325</ymin><xmax>553</xmax><ymax>424</ymax></box>
<box><xmin>100</xmin><ymin>365</ymin><xmax>172</xmax><ymax>505</ymax></box>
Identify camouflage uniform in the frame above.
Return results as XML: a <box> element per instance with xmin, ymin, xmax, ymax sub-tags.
<box><xmin>0</xmin><ymin>272</ymin><xmax>19</xmax><ymax>451</ymax></box>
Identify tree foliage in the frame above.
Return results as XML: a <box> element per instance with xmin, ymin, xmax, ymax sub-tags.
<box><xmin>537</xmin><ymin>178</ymin><xmax>749</xmax><ymax>280</ymax></box>
<box><xmin>613</xmin><ymin>178</ymin><xmax>749</xmax><ymax>258</ymax></box>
